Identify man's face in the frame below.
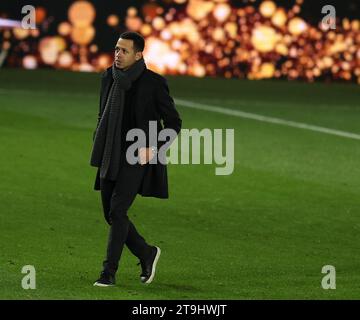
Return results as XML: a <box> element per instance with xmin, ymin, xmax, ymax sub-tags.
<box><xmin>114</xmin><ymin>38</ymin><xmax>142</xmax><ymax>70</ymax></box>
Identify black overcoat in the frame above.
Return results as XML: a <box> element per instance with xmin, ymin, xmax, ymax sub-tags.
<box><xmin>92</xmin><ymin>66</ymin><xmax>182</xmax><ymax>199</ymax></box>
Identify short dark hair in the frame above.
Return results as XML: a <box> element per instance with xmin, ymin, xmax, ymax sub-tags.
<box><xmin>119</xmin><ymin>31</ymin><xmax>145</xmax><ymax>52</ymax></box>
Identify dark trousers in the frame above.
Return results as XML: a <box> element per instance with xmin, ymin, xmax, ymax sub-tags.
<box><xmin>100</xmin><ymin>164</ymin><xmax>152</xmax><ymax>275</ymax></box>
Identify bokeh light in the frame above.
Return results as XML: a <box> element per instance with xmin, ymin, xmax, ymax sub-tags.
<box><xmin>107</xmin><ymin>15</ymin><xmax>119</xmax><ymax>27</ymax></box>
<box><xmin>260</xmin><ymin>1</ymin><xmax>276</xmax><ymax>18</ymax></box>
<box><xmin>68</xmin><ymin>1</ymin><xmax>95</xmax><ymax>28</ymax></box>
<box><xmin>1</xmin><ymin>0</ymin><xmax>360</xmax><ymax>83</ymax></box>
<box><xmin>213</xmin><ymin>3</ymin><xmax>231</xmax><ymax>23</ymax></box>
<box><xmin>288</xmin><ymin>18</ymin><xmax>307</xmax><ymax>36</ymax></box>
<box><xmin>58</xmin><ymin>51</ymin><xmax>74</xmax><ymax>68</ymax></box>
<box><xmin>71</xmin><ymin>26</ymin><xmax>95</xmax><ymax>45</ymax></box>
<box><xmin>58</xmin><ymin>22</ymin><xmax>72</xmax><ymax>36</ymax></box>
<box><xmin>23</xmin><ymin>55</ymin><xmax>38</xmax><ymax>69</ymax></box>
<box><xmin>252</xmin><ymin>25</ymin><xmax>279</xmax><ymax>52</ymax></box>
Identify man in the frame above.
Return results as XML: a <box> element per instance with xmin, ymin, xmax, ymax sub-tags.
<box><xmin>90</xmin><ymin>31</ymin><xmax>182</xmax><ymax>287</ymax></box>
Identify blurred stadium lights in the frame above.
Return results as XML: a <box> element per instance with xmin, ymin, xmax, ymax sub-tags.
<box><xmin>0</xmin><ymin>18</ymin><xmax>22</xmax><ymax>67</ymax></box>
<box><xmin>0</xmin><ymin>0</ymin><xmax>359</xmax><ymax>84</ymax></box>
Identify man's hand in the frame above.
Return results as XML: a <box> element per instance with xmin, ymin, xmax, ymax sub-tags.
<box><xmin>139</xmin><ymin>147</ymin><xmax>156</xmax><ymax>165</ymax></box>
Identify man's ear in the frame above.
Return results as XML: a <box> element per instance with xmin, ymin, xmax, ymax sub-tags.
<box><xmin>135</xmin><ymin>52</ymin><xmax>143</xmax><ymax>61</ymax></box>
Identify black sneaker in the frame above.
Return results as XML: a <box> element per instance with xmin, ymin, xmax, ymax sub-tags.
<box><xmin>93</xmin><ymin>271</ymin><xmax>115</xmax><ymax>287</ymax></box>
<box><xmin>137</xmin><ymin>246</ymin><xmax>161</xmax><ymax>284</ymax></box>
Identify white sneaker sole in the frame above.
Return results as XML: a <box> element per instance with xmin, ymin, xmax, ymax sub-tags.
<box><xmin>93</xmin><ymin>282</ymin><xmax>115</xmax><ymax>287</ymax></box>
<box><xmin>143</xmin><ymin>246</ymin><xmax>161</xmax><ymax>284</ymax></box>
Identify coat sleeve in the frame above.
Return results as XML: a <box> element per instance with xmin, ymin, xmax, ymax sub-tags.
<box><xmin>93</xmin><ymin>74</ymin><xmax>106</xmax><ymax>141</ymax></box>
<box><xmin>155</xmin><ymin>77</ymin><xmax>182</xmax><ymax>149</ymax></box>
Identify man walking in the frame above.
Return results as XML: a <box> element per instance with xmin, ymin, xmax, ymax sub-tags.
<box><xmin>90</xmin><ymin>31</ymin><xmax>182</xmax><ymax>287</ymax></box>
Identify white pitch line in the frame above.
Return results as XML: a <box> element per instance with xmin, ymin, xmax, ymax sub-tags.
<box><xmin>1</xmin><ymin>87</ymin><xmax>359</xmax><ymax>141</ymax></box>
<box><xmin>175</xmin><ymin>98</ymin><xmax>360</xmax><ymax>141</ymax></box>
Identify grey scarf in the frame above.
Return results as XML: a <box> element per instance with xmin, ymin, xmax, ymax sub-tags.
<box><xmin>90</xmin><ymin>58</ymin><xmax>146</xmax><ymax>180</ymax></box>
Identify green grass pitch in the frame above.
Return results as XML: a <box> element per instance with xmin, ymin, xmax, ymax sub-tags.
<box><xmin>0</xmin><ymin>69</ymin><xmax>359</xmax><ymax>299</ymax></box>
